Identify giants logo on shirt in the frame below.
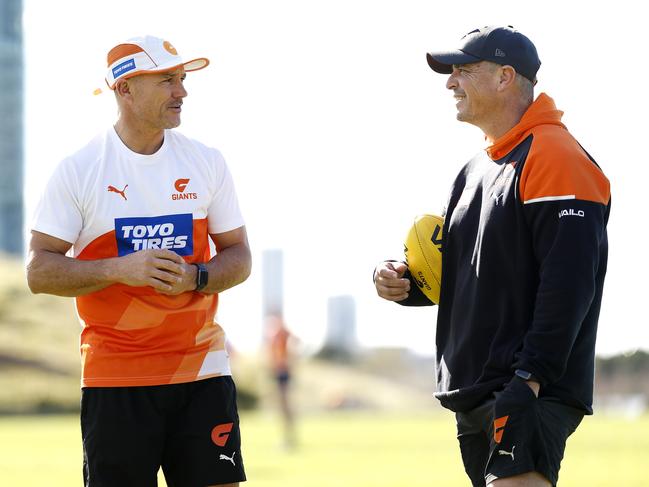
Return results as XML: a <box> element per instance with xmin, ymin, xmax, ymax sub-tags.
<box><xmin>115</xmin><ymin>213</ymin><xmax>194</xmax><ymax>256</ymax></box>
<box><xmin>172</xmin><ymin>178</ymin><xmax>198</xmax><ymax>200</ymax></box>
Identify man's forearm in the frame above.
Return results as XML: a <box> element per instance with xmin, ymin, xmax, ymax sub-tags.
<box><xmin>202</xmin><ymin>243</ymin><xmax>252</xmax><ymax>294</ymax></box>
<box><xmin>27</xmin><ymin>250</ymin><xmax>117</xmax><ymax>297</ymax></box>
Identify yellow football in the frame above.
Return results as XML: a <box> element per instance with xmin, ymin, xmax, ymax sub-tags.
<box><xmin>403</xmin><ymin>214</ymin><xmax>444</xmax><ymax>304</ymax></box>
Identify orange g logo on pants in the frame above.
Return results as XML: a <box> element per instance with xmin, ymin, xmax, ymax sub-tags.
<box><xmin>211</xmin><ymin>422</ymin><xmax>234</xmax><ymax>447</ymax></box>
<box><xmin>494</xmin><ymin>415</ymin><xmax>509</xmax><ymax>444</ymax></box>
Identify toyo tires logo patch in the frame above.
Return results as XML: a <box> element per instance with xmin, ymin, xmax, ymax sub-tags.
<box><xmin>115</xmin><ymin>213</ymin><xmax>193</xmax><ymax>256</ymax></box>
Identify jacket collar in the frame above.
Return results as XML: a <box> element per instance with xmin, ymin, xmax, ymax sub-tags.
<box><xmin>486</xmin><ymin>93</ymin><xmax>566</xmax><ymax>161</ymax></box>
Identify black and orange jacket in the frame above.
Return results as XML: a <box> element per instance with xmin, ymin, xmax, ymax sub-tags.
<box><xmin>400</xmin><ymin>93</ymin><xmax>611</xmax><ymax>413</ymax></box>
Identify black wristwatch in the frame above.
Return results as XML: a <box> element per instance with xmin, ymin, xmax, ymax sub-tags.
<box><xmin>192</xmin><ymin>263</ymin><xmax>208</xmax><ymax>291</ymax></box>
<box><xmin>514</xmin><ymin>369</ymin><xmax>538</xmax><ymax>382</ymax></box>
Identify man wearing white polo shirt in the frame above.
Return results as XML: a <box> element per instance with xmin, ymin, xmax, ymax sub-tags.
<box><xmin>27</xmin><ymin>36</ymin><xmax>250</xmax><ymax>487</ymax></box>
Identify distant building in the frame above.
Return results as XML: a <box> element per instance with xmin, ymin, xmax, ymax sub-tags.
<box><xmin>0</xmin><ymin>0</ymin><xmax>24</xmax><ymax>255</ymax></box>
<box><xmin>319</xmin><ymin>295</ymin><xmax>357</xmax><ymax>360</ymax></box>
<box><xmin>262</xmin><ymin>249</ymin><xmax>284</xmax><ymax>317</ymax></box>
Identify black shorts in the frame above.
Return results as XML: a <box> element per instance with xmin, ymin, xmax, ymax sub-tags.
<box><xmin>275</xmin><ymin>370</ymin><xmax>291</xmax><ymax>386</ymax></box>
<box><xmin>81</xmin><ymin>376</ymin><xmax>246</xmax><ymax>487</ymax></box>
<box><xmin>455</xmin><ymin>377</ymin><xmax>584</xmax><ymax>487</ymax></box>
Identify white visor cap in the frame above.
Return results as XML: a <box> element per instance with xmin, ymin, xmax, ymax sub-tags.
<box><xmin>105</xmin><ymin>35</ymin><xmax>209</xmax><ymax>89</ymax></box>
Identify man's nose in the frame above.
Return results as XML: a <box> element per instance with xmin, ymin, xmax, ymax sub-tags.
<box><xmin>446</xmin><ymin>71</ymin><xmax>458</xmax><ymax>90</ymax></box>
<box><xmin>173</xmin><ymin>83</ymin><xmax>188</xmax><ymax>98</ymax></box>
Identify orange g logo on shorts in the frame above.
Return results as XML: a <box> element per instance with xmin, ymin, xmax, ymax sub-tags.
<box><xmin>494</xmin><ymin>415</ymin><xmax>509</xmax><ymax>444</ymax></box>
<box><xmin>211</xmin><ymin>422</ymin><xmax>234</xmax><ymax>447</ymax></box>
<box><xmin>163</xmin><ymin>41</ymin><xmax>178</xmax><ymax>55</ymax></box>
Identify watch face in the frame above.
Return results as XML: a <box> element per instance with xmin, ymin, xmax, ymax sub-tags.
<box><xmin>195</xmin><ymin>264</ymin><xmax>208</xmax><ymax>290</ymax></box>
<box><xmin>516</xmin><ymin>370</ymin><xmax>532</xmax><ymax>380</ymax></box>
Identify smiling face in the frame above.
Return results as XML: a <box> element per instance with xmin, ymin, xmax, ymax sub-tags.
<box><xmin>445</xmin><ymin>61</ymin><xmax>501</xmax><ymax>127</ymax></box>
<box><xmin>126</xmin><ymin>68</ymin><xmax>188</xmax><ymax>130</ymax></box>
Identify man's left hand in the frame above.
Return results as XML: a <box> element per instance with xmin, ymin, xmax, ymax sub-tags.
<box><xmin>158</xmin><ymin>261</ymin><xmax>197</xmax><ymax>295</ymax></box>
<box><xmin>525</xmin><ymin>380</ymin><xmax>540</xmax><ymax>397</ymax></box>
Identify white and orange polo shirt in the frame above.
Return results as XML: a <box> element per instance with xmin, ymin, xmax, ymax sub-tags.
<box><xmin>32</xmin><ymin>127</ymin><xmax>244</xmax><ymax>387</ymax></box>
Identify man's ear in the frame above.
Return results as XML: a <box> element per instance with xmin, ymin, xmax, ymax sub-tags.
<box><xmin>497</xmin><ymin>65</ymin><xmax>517</xmax><ymax>91</ymax></box>
<box><xmin>114</xmin><ymin>79</ymin><xmax>133</xmax><ymax>99</ymax></box>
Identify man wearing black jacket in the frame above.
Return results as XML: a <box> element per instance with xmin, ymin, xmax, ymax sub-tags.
<box><xmin>374</xmin><ymin>26</ymin><xmax>610</xmax><ymax>487</ymax></box>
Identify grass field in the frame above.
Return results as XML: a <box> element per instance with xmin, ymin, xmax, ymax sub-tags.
<box><xmin>1</xmin><ymin>411</ymin><xmax>648</xmax><ymax>486</ymax></box>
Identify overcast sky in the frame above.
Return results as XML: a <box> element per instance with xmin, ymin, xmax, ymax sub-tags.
<box><xmin>23</xmin><ymin>0</ymin><xmax>648</xmax><ymax>357</ymax></box>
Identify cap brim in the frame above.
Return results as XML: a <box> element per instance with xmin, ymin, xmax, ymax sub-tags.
<box><xmin>147</xmin><ymin>57</ymin><xmax>210</xmax><ymax>74</ymax></box>
<box><xmin>183</xmin><ymin>57</ymin><xmax>210</xmax><ymax>72</ymax></box>
<box><xmin>426</xmin><ymin>50</ymin><xmax>481</xmax><ymax>74</ymax></box>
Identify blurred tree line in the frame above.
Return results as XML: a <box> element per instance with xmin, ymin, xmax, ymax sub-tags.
<box><xmin>596</xmin><ymin>350</ymin><xmax>649</xmax><ymax>377</ymax></box>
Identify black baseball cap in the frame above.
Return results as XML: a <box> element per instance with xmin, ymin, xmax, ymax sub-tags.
<box><xmin>426</xmin><ymin>25</ymin><xmax>541</xmax><ymax>82</ymax></box>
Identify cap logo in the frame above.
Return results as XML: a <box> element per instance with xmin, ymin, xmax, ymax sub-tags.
<box><xmin>163</xmin><ymin>41</ymin><xmax>178</xmax><ymax>55</ymax></box>
<box><xmin>112</xmin><ymin>59</ymin><xmax>136</xmax><ymax>78</ymax></box>
<box><xmin>495</xmin><ymin>48</ymin><xmax>506</xmax><ymax>57</ymax></box>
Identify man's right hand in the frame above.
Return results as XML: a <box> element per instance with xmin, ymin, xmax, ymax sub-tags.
<box><xmin>27</xmin><ymin>231</ymin><xmax>193</xmax><ymax>297</ymax></box>
<box><xmin>113</xmin><ymin>249</ymin><xmax>187</xmax><ymax>292</ymax></box>
<box><xmin>374</xmin><ymin>261</ymin><xmax>411</xmax><ymax>302</ymax></box>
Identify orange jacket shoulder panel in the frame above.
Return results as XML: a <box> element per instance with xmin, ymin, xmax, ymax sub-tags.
<box><xmin>519</xmin><ymin>124</ymin><xmax>610</xmax><ymax>205</ymax></box>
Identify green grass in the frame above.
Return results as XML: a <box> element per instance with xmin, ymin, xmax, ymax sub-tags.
<box><xmin>0</xmin><ymin>412</ymin><xmax>648</xmax><ymax>486</ymax></box>
<box><xmin>2</xmin><ymin>255</ymin><xmax>649</xmax><ymax>485</ymax></box>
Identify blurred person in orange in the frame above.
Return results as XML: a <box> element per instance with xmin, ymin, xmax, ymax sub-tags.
<box><xmin>265</xmin><ymin>313</ymin><xmax>298</xmax><ymax>448</ymax></box>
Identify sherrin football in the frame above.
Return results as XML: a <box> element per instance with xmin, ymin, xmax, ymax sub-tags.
<box><xmin>403</xmin><ymin>214</ymin><xmax>444</xmax><ymax>304</ymax></box>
